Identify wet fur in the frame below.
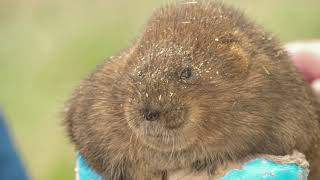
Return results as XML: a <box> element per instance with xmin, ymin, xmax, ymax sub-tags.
<box><xmin>65</xmin><ymin>1</ymin><xmax>320</xmax><ymax>179</ymax></box>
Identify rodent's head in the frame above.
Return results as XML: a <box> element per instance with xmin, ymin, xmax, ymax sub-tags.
<box><xmin>119</xmin><ymin>2</ymin><xmax>275</xmax><ymax>153</ymax></box>
<box><xmin>123</xmin><ymin>39</ymin><xmax>251</xmax><ymax>152</ymax></box>
<box><xmin>66</xmin><ymin>2</ymin><xmax>307</xmax><ymax>166</ymax></box>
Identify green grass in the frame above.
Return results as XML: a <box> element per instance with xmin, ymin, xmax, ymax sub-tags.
<box><xmin>0</xmin><ymin>0</ymin><xmax>320</xmax><ymax>179</ymax></box>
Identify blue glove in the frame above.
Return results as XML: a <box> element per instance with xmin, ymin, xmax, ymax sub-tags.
<box><xmin>76</xmin><ymin>153</ymin><xmax>308</xmax><ymax>180</ymax></box>
<box><xmin>76</xmin><ymin>153</ymin><xmax>102</xmax><ymax>180</ymax></box>
<box><xmin>218</xmin><ymin>158</ymin><xmax>307</xmax><ymax>180</ymax></box>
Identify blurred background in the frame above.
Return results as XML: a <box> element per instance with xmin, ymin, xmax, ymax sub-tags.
<box><xmin>0</xmin><ymin>0</ymin><xmax>320</xmax><ymax>179</ymax></box>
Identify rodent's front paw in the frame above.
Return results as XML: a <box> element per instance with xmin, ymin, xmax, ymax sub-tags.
<box><xmin>191</xmin><ymin>160</ymin><xmax>208</xmax><ymax>171</ymax></box>
<box><xmin>191</xmin><ymin>159</ymin><xmax>216</xmax><ymax>176</ymax></box>
<box><xmin>99</xmin><ymin>162</ymin><xmax>131</xmax><ymax>180</ymax></box>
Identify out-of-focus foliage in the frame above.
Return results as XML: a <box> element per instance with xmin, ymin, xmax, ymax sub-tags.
<box><xmin>0</xmin><ymin>0</ymin><xmax>319</xmax><ymax>179</ymax></box>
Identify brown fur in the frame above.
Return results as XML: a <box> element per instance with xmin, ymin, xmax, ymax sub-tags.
<box><xmin>64</xmin><ymin>1</ymin><xmax>320</xmax><ymax>179</ymax></box>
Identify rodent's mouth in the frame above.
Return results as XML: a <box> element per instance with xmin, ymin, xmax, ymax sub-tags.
<box><xmin>142</xmin><ymin>130</ymin><xmax>192</xmax><ymax>152</ymax></box>
<box><xmin>130</xmin><ymin>118</ymin><xmax>197</xmax><ymax>152</ymax></box>
<box><xmin>124</xmin><ymin>113</ymin><xmax>193</xmax><ymax>151</ymax></box>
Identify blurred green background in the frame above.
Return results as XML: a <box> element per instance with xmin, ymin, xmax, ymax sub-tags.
<box><xmin>0</xmin><ymin>0</ymin><xmax>319</xmax><ymax>179</ymax></box>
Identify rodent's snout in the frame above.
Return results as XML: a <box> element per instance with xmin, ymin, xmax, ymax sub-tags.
<box><xmin>142</xmin><ymin>107</ymin><xmax>161</xmax><ymax>121</ymax></box>
<box><xmin>133</xmin><ymin>99</ymin><xmax>188</xmax><ymax>129</ymax></box>
<box><xmin>125</xmin><ymin>95</ymin><xmax>196</xmax><ymax>150</ymax></box>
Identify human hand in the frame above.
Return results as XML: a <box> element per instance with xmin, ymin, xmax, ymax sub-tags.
<box><xmin>286</xmin><ymin>41</ymin><xmax>320</xmax><ymax>99</ymax></box>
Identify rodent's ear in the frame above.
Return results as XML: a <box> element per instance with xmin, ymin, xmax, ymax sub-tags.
<box><xmin>216</xmin><ymin>43</ymin><xmax>251</xmax><ymax>79</ymax></box>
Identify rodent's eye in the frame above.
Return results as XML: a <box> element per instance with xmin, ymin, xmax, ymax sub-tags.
<box><xmin>179</xmin><ymin>67</ymin><xmax>192</xmax><ymax>80</ymax></box>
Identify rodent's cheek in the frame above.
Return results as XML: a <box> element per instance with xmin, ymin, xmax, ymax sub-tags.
<box><xmin>123</xmin><ymin>98</ymin><xmax>141</xmax><ymax>127</ymax></box>
<box><xmin>187</xmin><ymin>102</ymin><xmax>202</xmax><ymax>126</ymax></box>
<box><xmin>183</xmin><ymin>101</ymin><xmax>208</xmax><ymax>141</ymax></box>
<box><xmin>187</xmin><ymin>98</ymin><xmax>233</xmax><ymax>148</ymax></box>
<box><xmin>123</xmin><ymin>99</ymin><xmax>143</xmax><ymax>138</ymax></box>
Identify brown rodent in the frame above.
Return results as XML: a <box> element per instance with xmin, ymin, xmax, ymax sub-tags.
<box><xmin>64</xmin><ymin>1</ymin><xmax>320</xmax><ymax>179</ymax></box>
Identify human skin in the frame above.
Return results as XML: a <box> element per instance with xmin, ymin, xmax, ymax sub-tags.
<box><xmin>287</xmin><ymin>42</ymin><xmax>320</xmax><ymax>98</ymax></box>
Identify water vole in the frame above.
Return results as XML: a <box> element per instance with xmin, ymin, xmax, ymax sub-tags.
<box><xmin>65</xmin><ymin>1</ymin><xmax>320</xmax><ymax>179</ymax></box>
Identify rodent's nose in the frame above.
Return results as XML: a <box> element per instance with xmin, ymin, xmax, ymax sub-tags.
<box><xmin>142</xmin><ymin>108</ymin><xmax>160</xmax><ymax>121</ymax></box>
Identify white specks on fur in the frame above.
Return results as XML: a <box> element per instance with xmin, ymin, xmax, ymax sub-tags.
<box><xmin>146</xmin><ymin>93</ymin><xmax>149</xmax><ymax>98</ymax></box>
<box><xmin>231</xmin><ymin>101</ymin><xmax>237</xmax><ymax>108</ymax></box>
<box><xmin>159</xmin><ymin>94</ymin><xmax>162</xmax><ymax>101</ymax></box>
<box><xmin>157</xmin><ymin>49</ymin><xmax>165</xmax><ymax>56</ymax></box>
<box><xmin>170</xmin><ymin>92</ymin><xmax>174</xmax><ymax>97</ymax></box>
<box><xmin>215</xmin><ymin>38</ymin><xmax>219</xmax><ymax>42</ymax></box>
<box><xmin>216</xmin><ymin>71</ymin><xmax>219</xmax><ymax>75</ymax></box>
<box><xmin>262</xmin><ymin>66</ymin><xmax>270</xmax><ymax>75</ymax></box>
<box><xmin>181</xmin><ymin>21</ymin><xmax>191</xmax><ymax>24</ymax></box>
<box><xmin>181</xmin><ymin>1</ymin><xmax>198</xmax><ymax>5</ymax></box>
